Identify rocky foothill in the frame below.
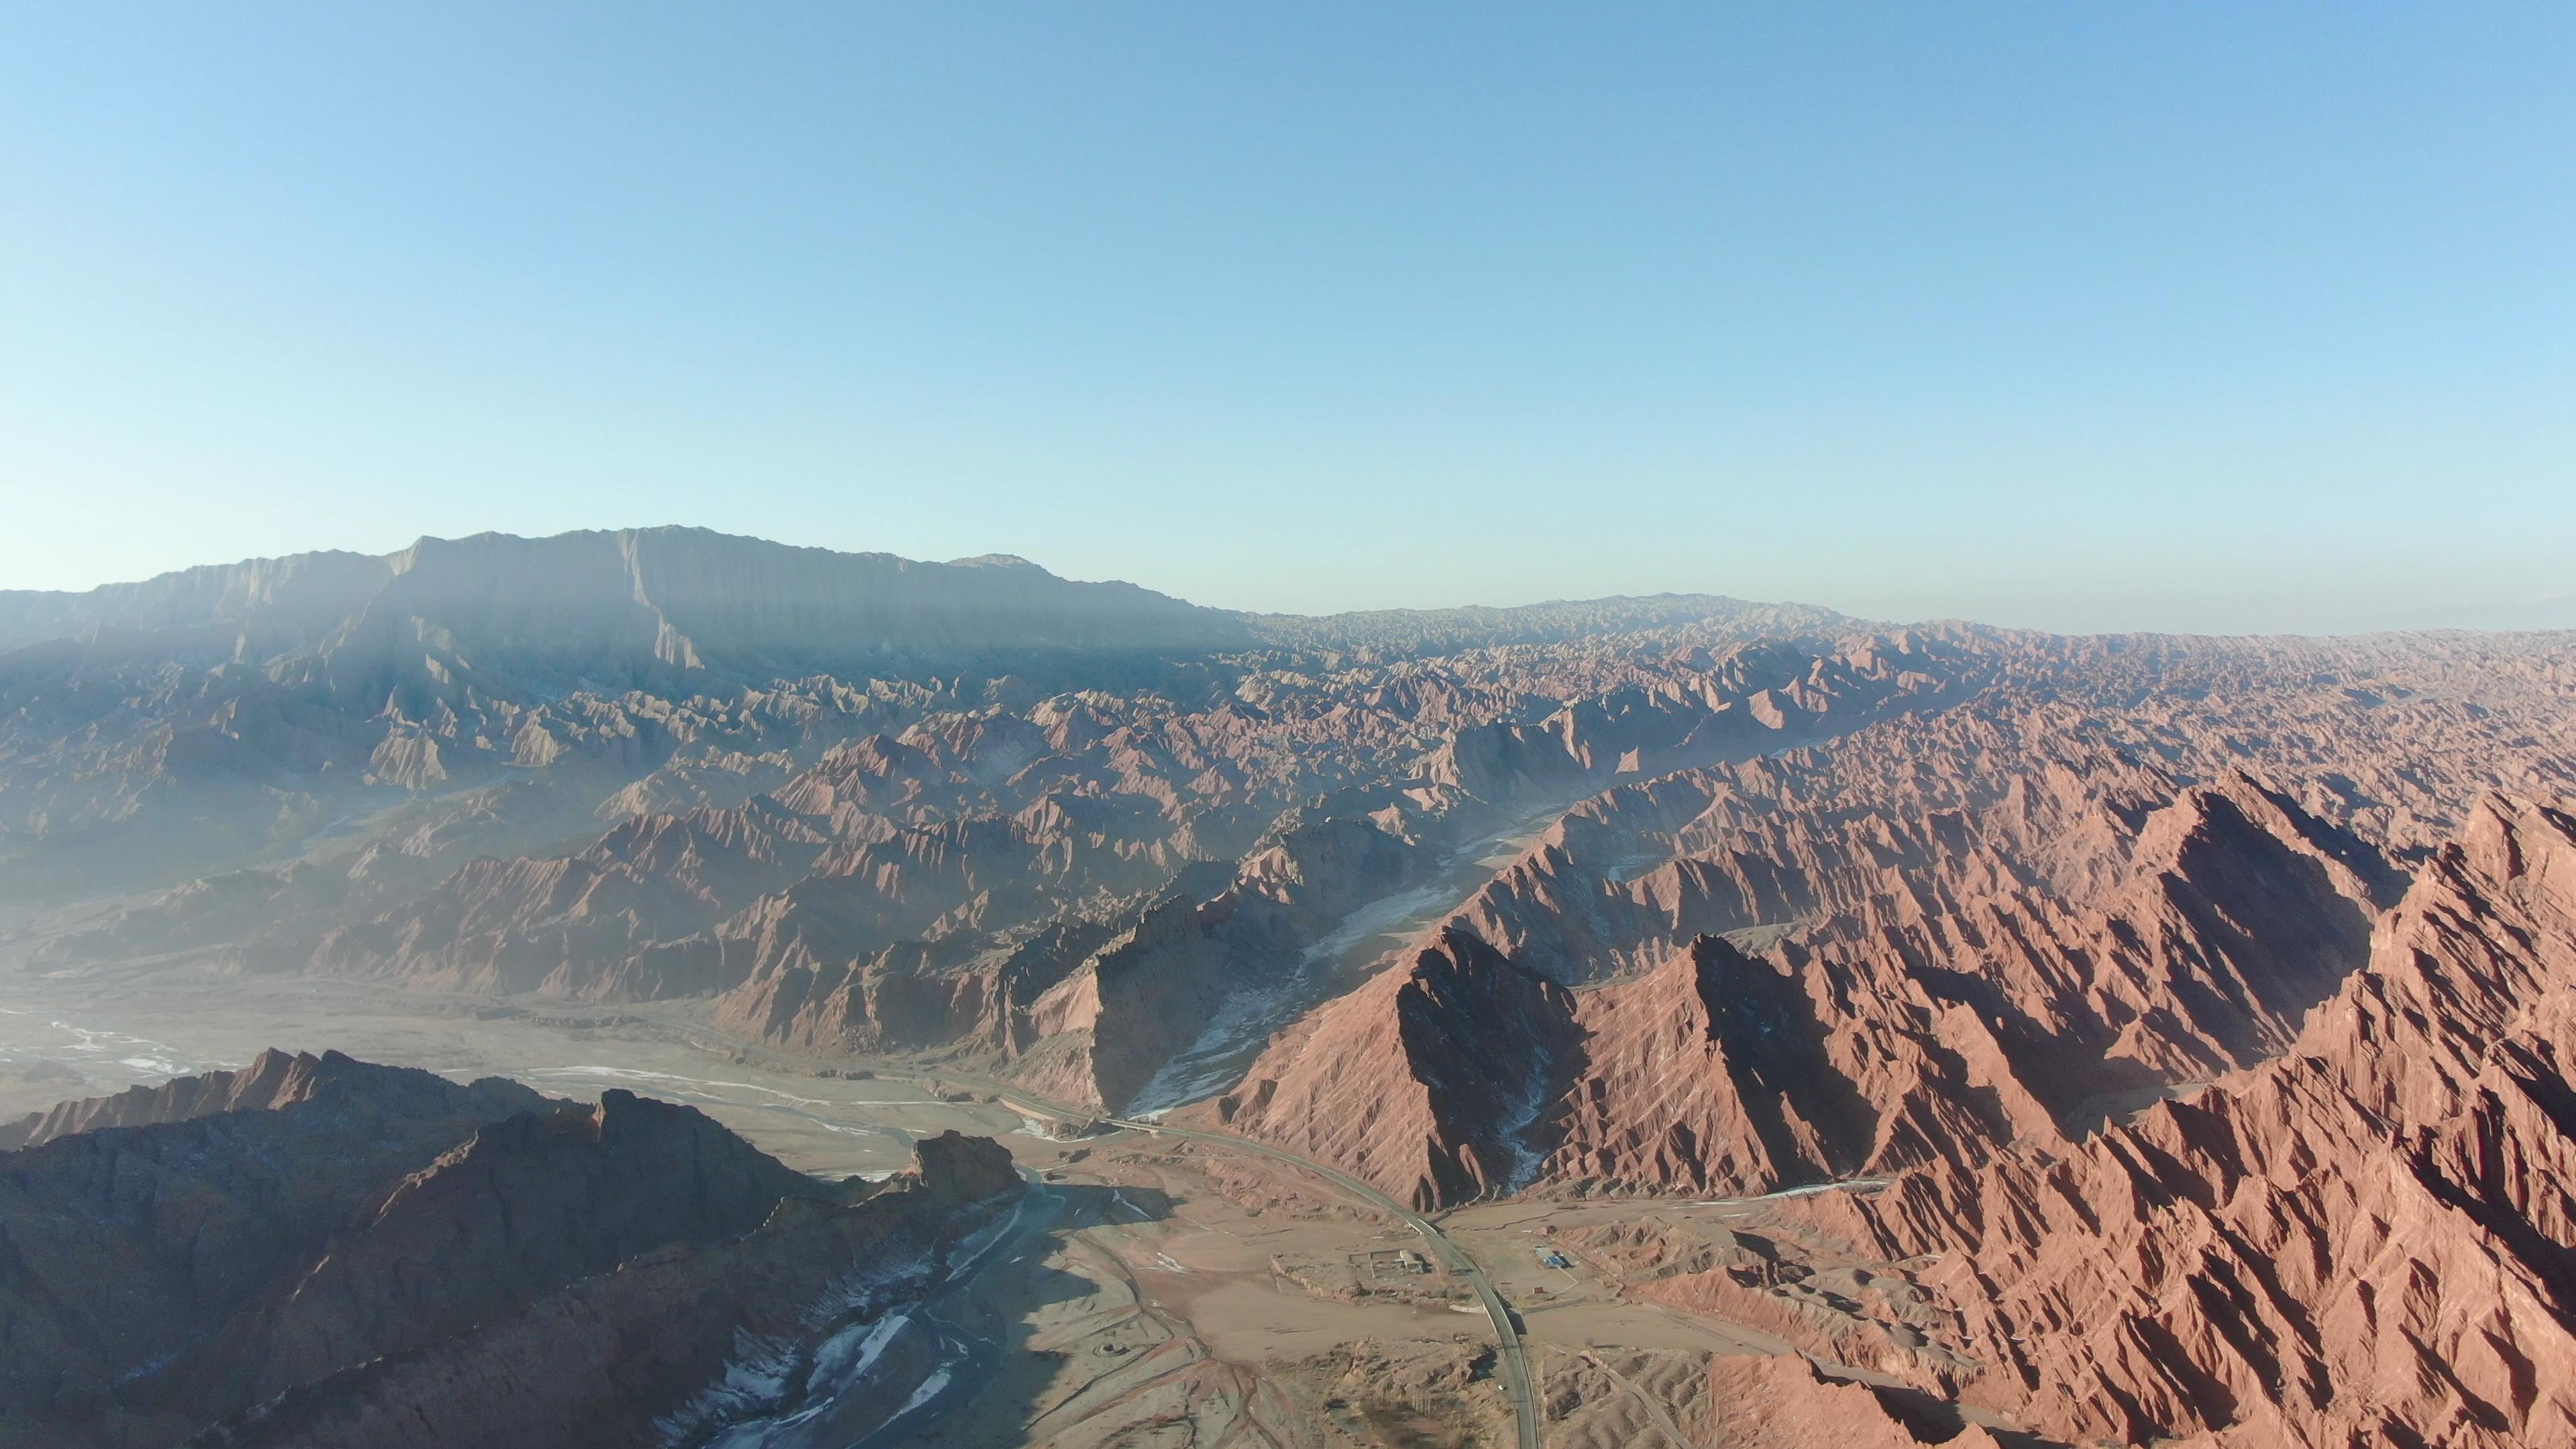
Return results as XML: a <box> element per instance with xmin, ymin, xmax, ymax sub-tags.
<box><xmin>0</xmin><ymin>1051</ymin><xmax>1020</xmax><ymax>1449</ymax></box>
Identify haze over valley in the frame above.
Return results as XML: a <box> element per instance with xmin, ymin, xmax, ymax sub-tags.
<box><xmin>11</xmin><ymin>6</ymin><xmax>2575</xmax><ymax>1445</ymax></box>
<box><xmin>3</xmin><ymin>528</ymin><xmax>2573</xmax><ymax>1447</ymax></box>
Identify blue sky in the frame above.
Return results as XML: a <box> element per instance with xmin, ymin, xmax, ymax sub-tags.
<box><xmin>3</xmin><ymin>5</ymin><xmax>2569</xmax><ymax>631</ymax></box>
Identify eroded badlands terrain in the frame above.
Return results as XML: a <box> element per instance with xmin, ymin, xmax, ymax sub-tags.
<box><xmin>5</xmin><ymin>529</ymin><xmax>2575</xmax><ymax>1446</ymax></box>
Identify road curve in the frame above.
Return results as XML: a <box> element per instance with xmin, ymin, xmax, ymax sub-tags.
<box><xmin>888</xmin><ymin>1069</ymin><xmax>1544</xmax><ymax>1449</ymax></box>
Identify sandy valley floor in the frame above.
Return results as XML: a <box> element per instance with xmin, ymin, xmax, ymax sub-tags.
<box><xmin>0</xmin><ymin>953</ymin><xmax>1983</xmax><ymax>1448</ymax></box>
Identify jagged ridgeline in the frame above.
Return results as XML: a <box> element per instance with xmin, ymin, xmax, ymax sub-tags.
<box><xmin>8</xmin><ymin>537</ymin><xmax>2575</xmax><ymax>1139</ymax></box>
<box><xmin>0</xmin><ymin>1049</ymin><xmax>1022</xmax><ymax>1449</ymax></box>
<box><xmin>0</xmin><ymin>526</ymin><xmax>1855</xmax><ymax>898</ymax></box>
<box><xmin>7</xmin><ymin>530</ymin><xmax>2576</xmax><ymax>1448</ymax></box>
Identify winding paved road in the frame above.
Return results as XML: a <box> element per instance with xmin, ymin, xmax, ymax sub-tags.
<box><xmin>884</xmin><ymin>1069</ymin><xmax>1545</xmax><ymax>1449</ymax></box>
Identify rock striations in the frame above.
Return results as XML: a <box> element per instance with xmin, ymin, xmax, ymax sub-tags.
<box><xmin>1203</xmin><ymin>925</ymin><xmax>1584</xmax><ymax>1208</ymax></box>
<box><xmin>1204</xmin><ymin>713</ymin><xmax>2422</xmax><ymax>1208</ymax></box>
<box><xmin>1821</xmin><ymin>796</ymin><xmax>2576</xmax><ymax>1447</ymax></box>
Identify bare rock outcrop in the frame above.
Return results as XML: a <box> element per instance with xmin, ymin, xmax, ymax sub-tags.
<box><xmin>1207</xmin><ymin>751</ymin><xmax>2405</xmax><ymax>1205</ymax></box>
<box><xmin>1823</xmin><ymin>796</ymin><xmax>2576</xmax><ymax>1446</ymax></box>
<box><xmin>1697</xmin><ymin>1354</ymin><xmax>2017</xmax><ymax>1448</ymax></box>
<box><xmin>906</xmin><ymin>1126</ymin><xmax>1020</xmax><ymax>1201</ymax></box>
<box><xmin>1204</xmin><ymin>926</ymin><xmax>1582</xmax><ymax>1209</ymax></box>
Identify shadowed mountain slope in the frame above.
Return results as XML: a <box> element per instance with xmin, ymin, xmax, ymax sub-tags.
<box><xmin>0</xmin><ymin>1051</ymin><xmax>1019</xmax><ymax>1449</ymax></box>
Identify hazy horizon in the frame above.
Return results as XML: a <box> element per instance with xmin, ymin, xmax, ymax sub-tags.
<box><xmin>6</xmin><ymin>5</ymin><xmax>2571</xmax><ymax>635</ymax></box>
<box><xmin>9</xmin><ymin>15</ymin><xmax>2576</xmax><ymax>1449</ymax></box>
<box><xmin>6</xmin><ymin>521</ymin><xmax>2571</xmax><ymax>640</ymax></box>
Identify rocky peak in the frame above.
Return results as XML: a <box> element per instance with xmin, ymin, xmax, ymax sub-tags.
<box><xmin>1823</xmin><ymin>794</ymin><xmax>2576</xmax><ymax>1446</ymax></box>
<box><xmin>0</xmin><ymin>1049</ymin><xmax>541</xmax><ymax>1151</ymax></box>
<box><xmin>906</xmin><ymin>1128</ymin><xmax>1020</xmax><ymax>1202</ymax></box>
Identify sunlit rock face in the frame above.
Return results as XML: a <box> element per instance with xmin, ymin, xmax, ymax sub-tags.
<box><xmin>1818</xmin><ymin>797</ymin><xmax>2576</xmax><ymax>1447</ymax></box>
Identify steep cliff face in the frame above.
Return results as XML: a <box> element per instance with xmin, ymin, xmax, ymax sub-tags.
<box><xmin>283</xmin><ymin>699</ymin><xmax>1318</xmax><ymax>1007</ymax></box>
<box><xmin>1206</xmin><ymin>927</ymin><xmax>1582</xmax><ymax>1210</ymax></box>
<box><xmin>712</xmin><ymin>917</ymin><xmax>1114</xmax><ymax>1059</ymax></box>
<box><xmin>704</xmin><ymin>806</ymin><xmax>1460</xmax><ymax>1113</ymax></box>
<box><xmin>0</xmin><ymin>551</ymin><xmax>393</xmax><ymax>655</ymax></box>
<box><xmin>1543</xmin><ymin>935</ymin><xmax>1885</xmax><ymax>1193</ymax></box>
<box><xmin>1449</xmin><ymin>701</ymin><xmax>2412</xmax><ymax>990</ymax></box>
<box><xmin>0</xmin><ymin>530</ymin><xmax>1252</xmax><ymax>896</ymax></box>
<box><xmin>1827</xmin><ymin>796</ymin><xmax>2576</xmax><ymax>1448</ymax></box>
<box><xmin>318</xmin><ymin>529</ymin><xmax>1250</xmax><ymax>708</ymax></box>
<box><xmin>1008</xmin><ymin>889</ymin><xmax>1239</xmax><ymax>1110</ymax></box>
<box><xmin>191</xmin><ymin>623</ymin><xmax>1976</xmax><ymax>1121</ymax></box>
<box><xmin>1691</xmin><ymin>1354</ymin><xmax>2019</xmax><ymax>1448</ymax></box>
<box><xmin>294</xmin><ymin>797</ymin><xmax>832</xmax><ymax>995</ymax></box>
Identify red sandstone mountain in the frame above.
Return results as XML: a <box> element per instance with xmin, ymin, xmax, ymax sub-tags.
<box><xmin>11</xmin><ymin>538</ymin><xmax>2576</xmax><ymax>1448</ymax></box>
<box><xmin>1203</xmin><ymin>719</ymin><xmax>2422</xmax><ymax>1208</ymax></box>
<box><xmin>36</xmin><ymin>621</ymin><xmax>1953</xmax><ymax>1121</ymax></box>
<box><xmin>1808</xmin><ymin>795</ymin><xmax>2576</xmax><ymax>1446</ymax></box>
<box><xmin>1195</xmin><ymin>764</ymin><xmax>2576</xmax><ymax>1444</ymax></box>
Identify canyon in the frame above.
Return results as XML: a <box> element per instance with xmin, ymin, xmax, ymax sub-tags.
<box><xmin>5</xmin><ymin>531</ymin><xmax>2575</xmax><ymax>1446</ymax></box>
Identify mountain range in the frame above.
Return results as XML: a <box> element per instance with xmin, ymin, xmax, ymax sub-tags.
<box><xmin>5</xmin><ymin>528</ymin><xmax>2575</xmax><ymax>1447</ymax></box>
